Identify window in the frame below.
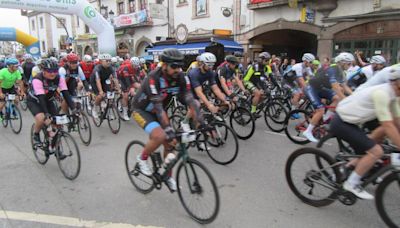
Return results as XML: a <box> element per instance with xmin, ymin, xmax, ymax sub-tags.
<box><xmin>85</xmin><ymin>25</ymin><xmax>90</xmax><ymax>33</ymax></box>
<box><xmin>193</xmin><ymin>0</ymin><xmax>208</xmax><ymax>17</ymax></box>
<box><xmin>56</xmin><ymin>17</ymin><xmax>66</xmax><ymax>29</ymax></box>
<box><xmin>129</xmin><ymin>0</ymin><xmax>136</xmax><ymax>13</ymax></box>
<box><xmin>139</xmin><ymin>0</ymin><xmax>147</xmax><ymax>10</ymax></box>
<box><xmin>39</xmin><ymin>17</ymin><xmax>44</xmax><ymax>29</ymax></box>
<box><xmin>118</xmin><ymin>2</ymin><xmax>125</xmax><ymax>15</ymax></box>
<box><xmin>178</xmin><ymin>0</ymin><xmax>187</xmax><ymax>4</ymax></box>
<box><xmin>31</xmin><ymin>20</ymin><xmax>35</xmax><ymax>31</ymax></box>
<box><xmin>42</xmin><ymin>41</ymin><xmax>46</xmax><ymax>52</ymax></box>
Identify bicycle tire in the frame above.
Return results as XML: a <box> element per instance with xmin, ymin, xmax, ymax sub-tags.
<box><xmin>30</xmin><ymin>124</ymin><xmax>49</xmax><ymax>165</ymax></box>
<box><xmin>10</xmin><ymin>105</ymin><xmax>22</xmax><ymax>134</ymax></box>
<box><xmin>264</xmin><ymin>101</ymin><xmax>288</xmax><ymax>133</ymax></box>
<box><xmin>20</xmin><ymin>97</ymin><xmax>28</xmax><ymax>111</ymax></box>
<box><xmin>176</xmin><ymin>158</ymin><xmax>220</xmax><ymax>224</ymax></box>
<box><xmin>2</xmin><ymin>106</ymin><xmax>8</xmax><ymax>128</ymax></box>
<box><xmin>116</xmin><ymin>97</ymin><xmax>126</xmax><ymax>121</ymax></box>
<box><xmin>375</xmin><ymin>172</ymin><xmax>400</xmax><ymax>228</ymax></box>
<box><xmin>77</xmin><ymin>113</ymin><xmax>92</xmax><ymax>146</ymax></box>
<box><xmin>107</xmin><ymin>105</ymin><xmax>120</xmax><ymax>134</ymax></box>
<box><xmin>285</xmin><ymin>147</ymin><xmax>340</xmax><ymax>207</ymax></box>
<box><xmin>206</xmin><ymin>121</ymin><xmax>239</xmax><ymax>165</ymax></box>
<box><xmin>91</xmin><ymin>106</ymin><xmax>103</xmax><ymax>127</ymax></box>
<box><xmin>284</xmin><ymin>109</ymin><xmax>311</xmax><ymax>145</ymax></box>
<box><xmin>125</xmin><ymin>140</ymin><xmax>155</xmax><ymax>194</ymax></box>
<box><xmin>229</xmin><ymin>107</ymin><xmax>255</xmax><ymax>140</ymax></box>
<box><xmin>56</xmin><ymin>131</ymin><xmax>81</xmax><ymax>180</ymax></box>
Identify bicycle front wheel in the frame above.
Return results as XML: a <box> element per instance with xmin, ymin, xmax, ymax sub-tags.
<box><xmin>30</xmin><ymin>124</ymin><xmax>49</xmax><ymax>165</ymax></box>
<box><xmin>264</xmin><ymin>101</ymin><xmax>288</xmax><ymax>133</ymax></box>
<box><xmin>284</xmin><ymin>109</ymin><xmax>311</xmax><ymax>145</ymax></box>
<box><xmin>77</xmin><ymin>113</ymin><xmax>92</xmax><ymax>146</ymax></box>
<box><xmin>206</xmin><ymin>121</ymin><xmax>239</xmax><ymax>165</ymax></box>
<box><xmin>20</xmin><ymin>97</ymin><xmax>28</xmax><ymax>111</ymax></box>
<box><xmin>56</xmin><ymin>132</ymin><xmax>81</xmax><ymax>180</ymax></box>
<box><xmin>229</xmin><ymin>107</ymin><xmax>255</xmax><ymax>140</ymax></box>
<box><xmin>10</xmin><ymin>105</ymin><xmax>22</xmax><ymax>134</ymax></box>
<box><xmin>107</xmin><ymin>105</ymin><xmax>120</xmax><ymax>134</ymax></box>
<box><xmin>375</xmin><ymin>172</ymin><xmax>400</xmax><ymax>228</ymax></box>
<box><xmin>176</xmin><ymin>158</ymin><xmax>220</xmax><ymax>224</ymax></box>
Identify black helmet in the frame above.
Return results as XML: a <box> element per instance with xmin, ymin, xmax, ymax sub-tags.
<box><xmin>233</xmin><ymin>51</ymin><xmax>243</xmax><ymax>57</ymax></box>
<box><xmin>160</xmin><ymin>48</ymin><xmax>184</xmax><ymax>66</ymax></box>
<box><xmin>42</xmin><ymin>59</ymin><xmax>59</xmax><ymax>70</ymax></box>
<box><xmin>225</xmin><ymin>55</ymin><xmax>239</xmax><ymax>64</ymax></box>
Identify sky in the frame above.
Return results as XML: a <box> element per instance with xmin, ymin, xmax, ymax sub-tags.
<box><xmin>0</xmin><ymin>8</ymin><xmax>30</xmax><ymax>33</ymax></box>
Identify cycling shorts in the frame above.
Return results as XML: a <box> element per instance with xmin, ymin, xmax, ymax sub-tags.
<box><xmin>27</xmin><ymin>98</ymin><xmax>58</xmax><ymax>117</ymax></box>
<box><xmin>132</xmin><ymin>109</ymin><xmax>160</xmax><ymax>134</ymax></box>
<box><xmin>304</xmin><ymin>85</ymin><xmax>335</xmax><ymax>109</ymax></box>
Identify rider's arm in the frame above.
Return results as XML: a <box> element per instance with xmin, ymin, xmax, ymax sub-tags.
<box><xmin>329</xmin><ymin>68</ymin><xmax>346</xmax><ymax>100</ymax></box>
<box><xmin>32</xmin><ymin>79</ymin><xmax>50</xmax><ymax>115</ymax></box>
<box><xmin>219</xmin><ymin>76</ymin><xmax>231</xmax><ymax>96</ymax></box>
<box><xmin>194</xmin><ymin>86</ymin><xmax>212</xmax><ymax>107</ymax></box>
<box><xmin>331</xmin><ymin>83</ymin><xmax>346</xmax><ymax>100</ymax></box>
<box><xmin>181</xmin><ymin>74</ymin><xmax>204</xmax><ymax>125</ymax></box>
<box><xmin>146</xmin><ymin>84</ymin><xmax>170</xmax><ymax>129</ymax></box>
<box><xmin>58</xmin><ymin>77</ymin><xmax>75</xmax><ymax>110</ymax></box>
<box><xmin>211</xmin><ymin>84</ymin><xmax>227</xmax><ymax>103</ymax></box>
<box><xmin>95</xmin><ymin>71</ymin><xmax>103</xmax><ymax>94</ymax></box>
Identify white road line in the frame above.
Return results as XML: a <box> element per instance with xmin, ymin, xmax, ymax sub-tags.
<box><xmin>0</xmin><ymin>210</ymin><xmax>163</xmax><ymax>228</ymax></box>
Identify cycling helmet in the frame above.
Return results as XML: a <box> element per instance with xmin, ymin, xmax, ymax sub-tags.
<box><xmin>234</xmin><ymin>51</ymin><xmax>243</xmax><ymax>58</ymax></box>
<box><xmin>5</xmin><ymin>58</ymin><xmax>19</xmax><ymax>66</ymax></box>
<box><xmin>111</xmin><ymin>57</ymin><xmax>118</xmax><ymax>64</ymax></box>
<box><xmin>389</xmin><ymin>64</ymin><xmax>400</xmax><ymax>81</ymax></box>
<box><xmin>370</xmin><ymin>55</ymin><xmax>386</xmax><ymax>65</ymax></box>
<box><xmin>41</xmin><ymin>53</ymin><xmax>48</xmax><ymax>58</ymax></box>
<box><xmin>35</xmin><ymin>58</ymin><xmax>43</xmax><ymax>66</ymax></box>
<box><xmin>130</xmin><ymin>57</ymin><xmax>140</xmax><ymax>66</ymax></box>
<box><xmin>199</xmin><ymin>52</ymin><xmax>217</xmax><ymax>66</ymax></box>
<box><xmin>23</xmin><ymin>54</ymin><xmax>33</xmax><ymax>60</ymax></box>
<box><xmin>139</xmin><ymin>57</ymin><xmax>146</xmax><ymax>64</ymax></box>
<box><xmin>334</xmin><ymin>52</ymin><xmax>355</xmax><ymax>63</ymax></box>
<box><xmin>83</xmin><ymin>55</ymin><xmax>92</xmax><ymax>62</ymax></box>
<box><xmin>66</xmin><ymin>53</ymin><xmax>79</xmax><ymax>62</ymax></box>
<box><xmin>225</xmin><ymin>55</ymin><xmax>239</xmax><ymax>64</ymax></box>
<box><xmin>302</xmin><ymin>53</ymin><xmax>316</xmax><ymax>62</ymax></box>
<box><xmin>98</xmin><ymin>53</ymin><xmax>112</xmax><ymax>60</ymax></box>
<box><xmin>42</xmin><ymin>59</ymin><xmax>59</xmax><ymax>70</ymax></box>
<box><xmin>258</xmin><ymin>52</ymin><xmax>271</xmax><ymax>60</ymax></box>
<box><xmin>160</xmin><ymin>48</ymin><xmax>184</xmax><ymax>66</ymax></box>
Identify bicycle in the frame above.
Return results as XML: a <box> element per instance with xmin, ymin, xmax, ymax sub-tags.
<box><xmin>125</xmin><ymin>128</ymin><xmax>220</xmax><ymax>224</ymax></box>
<box><xmin>91</xmin><ymin>90</ymin><xmax>121</xmax><ymax>134</ymax></box>
<box><xmin>116</xmin><ymin>92</ymin><xmax>134</xmax><ymax>121</ymax></box>
<box><xmin>285</xmin><ymin>145</ymin><xmax>400</xmax><ymax>228</ymax></box>
<box><xmin>30</xmin><ymin>115</ymin><xmax>81</xmax><ymax>180</ymax></box>
<box><xmin>1</xmin><ymin>93</ymin><xmax>22</xmax><ymax>134</ymax></box>
<box><xmin>67</xmin><ymin>97</ymin><xmax>92</xmax><ymax>146</ymax></box>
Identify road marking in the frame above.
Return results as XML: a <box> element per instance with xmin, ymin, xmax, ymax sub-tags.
<box><xmin>0</xmin><ymin>210</ymin><xmax>163</xmax><ymax>228</ymax></box>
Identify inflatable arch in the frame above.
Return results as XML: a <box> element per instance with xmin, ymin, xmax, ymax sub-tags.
<box><xmin>0</xmin><ymin>0</ymin><xmax>116</xmax><ymax>56</ymax></box>
<box><xmin>0</xmin><ymin>27</ymin><xmax>41</xmax><ymax>57</ymax></box>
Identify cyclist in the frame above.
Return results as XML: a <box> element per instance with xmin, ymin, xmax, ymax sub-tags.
<box><xmin>27</xmin><ymin>59</ymin><xmax>76</xmax><ymax>145</ymax></box>
<box><xmin>31</xmin><ymin>58</ymin><xmax>44</xmax><ymax>79</ymax></box>
<box><xmin>217</xmin><ymin>55</ymin><xmax>247</xmax><ymax>97</ymax></box>
<box><xmin>329</xmin><ymin>66</ymin><xmax>400</xmax><ymax>200</ymax></box>
<box><xmin>90</xmin><ymin>53</ymin><xmax>118</xmax><ymax>119</ymax></box>
<box><xmin>188</xmin><ymin>52</ymin><xmax>230</xmax><ymax>114</ymax></box>
<box><xmin>132</xmin><ymin>48</ymin><xmax>203</xmax><ymax>191</ymax></box>
<box><xmin>186</xmin><ymin>56</ymin><xmax>201</xmax><ymax>73</ymax></box>
<box><xmin>243</xmin><ymin>52</ymin><xmax>271</xmax><ymax>117</ymax></box>
<box><xmin>111</xmin><ymin>57</ymin><xmax>119</xmax><ymax>69</ymax></box>
<box><xmin>21</xmin><ymin>54</ymin><xmax>35</xmax><ymax>85</ymax></box>
<box><xmin>117</xmin><ymin>57</ymin><xmax>141</xmax><ymax>121</ymax></box>
<box><xmin>302</xmin><ymin>52</ymin><xmax>354</xmax><ymax>142</ymax></box>
<box><xmin>59</xmin><ymin>53</ymin><xmax>88</xmax><ymax>113</ymax></box>
<box><xmin>80</xmin><ymin>55</ymin><xmax>95</xmax><ymax>81</ymax></box>
<box><xmin>356</xmin><ymin>63</ymin><xmax>400</xmax><ymax>91</ymax></box>
<box><xmin>0</xmin><ymin>58</ymin><xmax>25</xmax><ymax>121</ymax></box>
<box><xmin>361</xmin><ymin>55</ymin><xmax>386</xmax><ymax>80</ymax></box>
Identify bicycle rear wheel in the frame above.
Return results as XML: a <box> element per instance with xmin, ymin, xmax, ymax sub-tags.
<box><xmin>107</xmin><ymin>105</ymin><xmax>120</xmax><ymax>134</ymax></box>
<box><xmin>10</xmin><ymin>105</ymin><xmax>22</xmax><ymax>134</ymax></box>
<box><xmin>229</xmin><ymin>107</ymin><xmax>255</xmax><ymax>140</ymax></box>
<box><xmin>125</xmin><ymin>140</ymin><xmax>155</xmax><ymax>194</ymax></box>
<box><xmin>206</xmin><ymin>121</ymin><xmax>239</xmax><ymax>165</ymax></box>
<box><xmin>2</xmin><ymin>106</ymin><xmax>8</xmax><ymax>128</ymax></box>
<box><xmin>375</xmin><ymin>172</ymin><xmax>400</xmax><ymax>228</ymax></box>
<box><xmin>285</xmin><ymin>147</ymin><xmax>340</xmax><ymax>207</ymax></box>
<box><xmin>20</xmin><ymin>96</ymin><xmax>28</xmax><ymax>111</ymax></box>
<box><xmin>176</xmin><ymin>158</ymin><xmax>219</xmax><ymax>224</ymax></box>
<box><xmin>284</xmin><ymin>109</ymin><xmax>311</xmax><ymax>145</ymax></box>
<box><xmin>77</xmin><ymin>113</ymin><xmax>92</xmax><ymax>146</ymax></box>
<box><xmin>30</xmin><ymin>124</ymin><xmax>49</xmax><ymax>165</ymax></box>
<box><xmin>56</xmin><ymin>132</ymin><xmax>81</xmax><ymax>180</ymax></box>
<box><xmin>264</xmin><ymin>101</ymin><xmax>288</xmax><ymax>133</ymax></box>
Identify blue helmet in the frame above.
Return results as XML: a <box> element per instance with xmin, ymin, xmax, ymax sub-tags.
<box><xmin>5</xmin><ymin>58</ymin><xmax>19</xmax><ymax>66</ymax></box>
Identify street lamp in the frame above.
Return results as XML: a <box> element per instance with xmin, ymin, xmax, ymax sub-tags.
<box><xmin>100</xmin><ymin>5</ymin><xmax>108</xmax><ymax>18</ymax></box>
<box><xmin>109</xmin><ymin>10</ymin><xmax>115</xmax><ymax>25</ymax></box>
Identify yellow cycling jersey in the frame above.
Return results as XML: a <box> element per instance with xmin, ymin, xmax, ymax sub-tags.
<box><xmin>243</xmin><ymin>64</ymin><xmax>272</xmax><ymax>82</ymax></box>
<box><xmin>186</xmin><ymin>61</ymin><xmax>199</xmax><ymax>73</ymax></box>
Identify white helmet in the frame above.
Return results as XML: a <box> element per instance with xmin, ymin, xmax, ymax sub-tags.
<box><xmin>139</xmin><ymin>57</ymin><xmax>146</xmax><ymax>64</ymax></box>
<box><xmin>370</xmin><ymin>55</ymin><xmax>386</xmax><ymax>65</ymax></box>
<box><xmin>111</xmin><ymin>57</ymin><xmax>118</xmax><ymax>63</ymax></box>
<box><xmin>334</xmin><ymin>52</ymin><xmax>355</xmax><ymax>63</ymax></box>
<box><xmin>50</xmin><ymin>56</ymin><xmax>58</xmax><ymax>62</ymax></box>
<box><xmin>24</xmin><ymin>54</ymin><xmax>33</xmax><ymax>60</ymax></box>
<box><xmin>98</xmin><ymin>53</ymin><xmax>112</xmax><ymax>60</ymax></box>
<box><xmin>118</xmin><ymin>56</ymin><xmax>124</xmax><ymax>63</ymax></box>
<box><xmin>83</xmin><ymin>55</ymin><xmax>92</xmax><ymax>62</ymax></box>
<box><xmin>35</xmin><ymin>58</ymin><xmax>43</xmax><ymax>66</ymax></box>
<box><xmin>258</xmin><ymin>52</ymin><xmax>271</xmax><ymax>60</ymax></box>
<box><xmin>199</xmin><ymin>52</ymin><xmax>217</xmax><ymax>66</ymax></box>
<box><xmin>302</xmin><ymin>53</ymin><xmax>315</xmax><ymax>62</ymax></box>
<box><xmin>130</xmin><ymin>57</ymin><xmax>140</xmax><ymax>66</ymax></box>
<box><xmin>389</xmin><ymin>64</ymin><xmax>400</xmax><ymax>81</ymax></box>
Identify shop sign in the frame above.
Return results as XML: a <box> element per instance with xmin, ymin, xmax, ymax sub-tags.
<box><xmin>114</xmin><ymin>10</ymin><xmax>148</xmax><ymax>28</ymax></box>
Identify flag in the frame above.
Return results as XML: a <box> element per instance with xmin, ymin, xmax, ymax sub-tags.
<box><xmin>288</xmin><ymin>0</ymin><xmax>298</xmax><ymax>8</ymax></box>
<box><xmin>300</xmin><ymin>5</ymin><xmax>306</xmax><ymax>23</ymax></box>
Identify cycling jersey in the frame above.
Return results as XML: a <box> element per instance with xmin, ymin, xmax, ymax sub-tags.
<box><xmin>290</xmin><ymin>63</ymin><xmax>313</xmax><ymax>80</ymax></box>
<box><xmin>243</xmin><ymin>63</ymin><xmax>272</xmax><ymax>83</ymax></box>
<box><xmin>309</xmin><ymin>65</ymin><xmax>345</xmax><ymax>90</ymax></box>
<box><xmin>186</xmin><ymin>61</ymin><xmax>199</xmax><ymax>73</ymax></box>
<box><xmin>188</xmin><ymin>67</ymin><xmax>217</xmax><ymax>89</ymax></box>
<box><xmin>59</xmin><ymin>64</ymin><xmax>87</xmax><ymax>96</ymax></box>
<box><xmin>80</xmin><ymin>61</ymin><xmax>94</xmax><ymax>80</ymax></box>
<box><xmin>217</xmin><ymin>63</ymin><xmax>236</xmax><ymax>90</ymax></box>
<box><xmin>21</xmin><ymin>61</ymin><xmax>35</xmax><ymax>82</ymax></box>
<box><xmin>117</xmin><ymin>64</ymin><xmax>140</xmax><ymax>92</ymax></box>
<box><xmin>360</xmin><ymin>64</ymin><xmax>379</xmax><ymax>80</ymax></box>
<box><xmin>0</xmin><ymin>68</ymin><xmax>22</xmax><ymax>89</ymax></box>
<box><xmin>356</xmin><ymin>64</ymin><xmax>400</xmax><ymax>92</ymax></box>
<box><xmin>90</xmin><ymin>64</ymin><xmax>116</xmax><ymax>95</ymax></box>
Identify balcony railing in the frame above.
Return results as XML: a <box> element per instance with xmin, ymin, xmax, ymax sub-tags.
<box><xmin>247</xmin><ymin>0</ymin><xmax>304</xmax><ymax>10</ymax></box>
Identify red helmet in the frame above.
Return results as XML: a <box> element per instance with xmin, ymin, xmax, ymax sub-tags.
<box><xmin>66</xmin><ymin>53</ymin><xmax>79</xmax><ymax>62</ymax></box>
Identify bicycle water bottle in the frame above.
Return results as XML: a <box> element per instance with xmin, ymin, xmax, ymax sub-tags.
<box><xmin>152</xmin><ymin>151</ymin><xmax>163</xmax><ymax>168</ymax></box>
<box><xmin>164</xmin><ymin>153</ymin><xmax>176</xmax><ymax>169</ymax></box>
<box><xmin>47</xmin><ymin>126</ymin><xmax>56</xmax><ymax>153</ymax></box>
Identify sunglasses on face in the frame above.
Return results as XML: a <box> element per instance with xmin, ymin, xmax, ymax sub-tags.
<box><xmin>169</xmin><ymin>64</ymin><xmax>183</xmax><ymax>69</ymax></box>
<box><xmin>70</xmin><ymin>61</ymin><xmax>78</xmax><ymax>64</ymax></box>
<box><xmin>45</xmin><ymin>69</ymin><xmax>58</xmax><ymax>74</ymax></box>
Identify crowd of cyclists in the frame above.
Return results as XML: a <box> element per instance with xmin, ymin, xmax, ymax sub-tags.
<box><xmin>0</xmin><ymin>46</ymin><xmax>399</xmax><ymax>226</ymax></box>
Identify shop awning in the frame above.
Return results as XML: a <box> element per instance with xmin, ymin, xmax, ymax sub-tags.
<box><xmin>147</xmin><ymin>39</ymin><xmax>244</xmax><ymax>55</ymax></box>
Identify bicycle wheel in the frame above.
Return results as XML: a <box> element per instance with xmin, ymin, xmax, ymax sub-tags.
<box><xmin>375</xmin><ymin>172</ymin><xmax>400</xmax><ymax>228</ymax></box>
<box><xmin>176</xmin><ymin>158</ymin><xmax>220</xmax><ymax>224</ymax></box>
<box><xmin>125</xmin><ymin>140</ymin><xmax>155</xmax><ymax>194</ymax></box>
<box><xmin>229</xmin><ymin>107</ymin><xmax>255</xmax><ymax>140</ymax></box>
<box><xmin>30</xmin><ymin>124</ymin><xmax>49</xmax><ymax>165</ymax></box>
<box><xmin>77</xmin><ymin>113</ymin><xmax>92</xmax><ymax>146</ymax></box>
<box><xmin>170</xmin><ymin>114</ymin><xmax>184</xmax><ymax>131</ymax></box>
<box><xmin>116</xmin><ymin>97</ymin><xmax>126</xmax><ymax>121</ymax></box>
<box><xmin>107</xmin><ymin>105</ymin><xmax>120</xmax><ymax>134</ymax></box>
<box><xmin>285</xmin><ymin>147</ymin><xmax>340</xmax><ymax>207</ymax></box>
<box><xmin>2</xmin><ymin>106</ymin><xmax>8</xmax><ymax>128</ymax></box>
<box><xmin>205</xmin><ymin>121</ymin><xmax>239</xmax><ymax>165</ymax></box>
<box><xmin>56</xmin><ymin>132</ymin><xmax>81</xmax><ymax>180</ymax></box>
<box><xmin>10</xmin><ymin>105</ymin><xmax>22</xmax><ymax>134</ymax></box>
<box><xmin>91</xmin><ymin>107</ymin><xmax>102</xmax><ymax>127</ymax></box>
<box><xmin>264</xmin><ymin>101</ymin><xmax>288</xmax><ymax>133</ymax></box>
<box><xmin>20</xmin><ymin>97</ymin><xmax>28</xmax><ymax>111</ymax></box>
<box><xmin>284</xmin><ymin>109</ymin><xmax>311</xmax><ymax>145</ymax></box>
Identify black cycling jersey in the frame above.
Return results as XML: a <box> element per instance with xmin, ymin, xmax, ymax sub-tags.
<box><xmin>309</xmin><ymin>65</ymin><xmax>345</xmax><ymax>90</ymax></box>
<box><xmin>22</xmin><ymin>61</ymin><xmax>35</xmax><ymax>82</ymax></box>
<box><xmin>90</xmin><ymin>64</ymin><xmax>116</xmax><ymax>86</ymax></box>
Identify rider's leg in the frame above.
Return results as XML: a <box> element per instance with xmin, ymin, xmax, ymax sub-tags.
<box><xmin>34</xmin><ymin>113</ymin><xmax>45</xmax><ymax>133</ymax></box>
<box><xmin>252</xmin><ymin>88</ymin><xmax>261</xmax><ymax>113</ymax></box>
<box><xmin>60</xmin><ymin>100</ymin><xmax>68</xmax><ymax>114</ymax></box>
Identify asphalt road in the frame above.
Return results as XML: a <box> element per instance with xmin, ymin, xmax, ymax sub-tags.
<box><xmin>0</xmin><ymin>109</ymin><xmax>387</xmax><ymax>228</ymax></box>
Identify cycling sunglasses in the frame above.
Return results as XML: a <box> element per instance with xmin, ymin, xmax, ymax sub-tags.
<box><xmin>44</xmin><ymin>68</ymin><xmax>58</xmax><ymax>74</ymax></box>
<box><xmin>168</xmin><ymin>63</ymin><xmax>183</xmax><ymax>69</ymax></box>
<box><xmin>69</xmin><ymin>61</ymin><xmax>78</xmax><ymax>64</ymax></box>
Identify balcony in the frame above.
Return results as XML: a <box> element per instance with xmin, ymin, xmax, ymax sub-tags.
<box><xmin>247</xmin><ymin>0</ymin><xmax>303</xmax><ymax>10</ymax></box>
<box><xmin>247</xmin><ymin>0</ymin><xmax>338</xmax><ymax>16</ymax></box>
